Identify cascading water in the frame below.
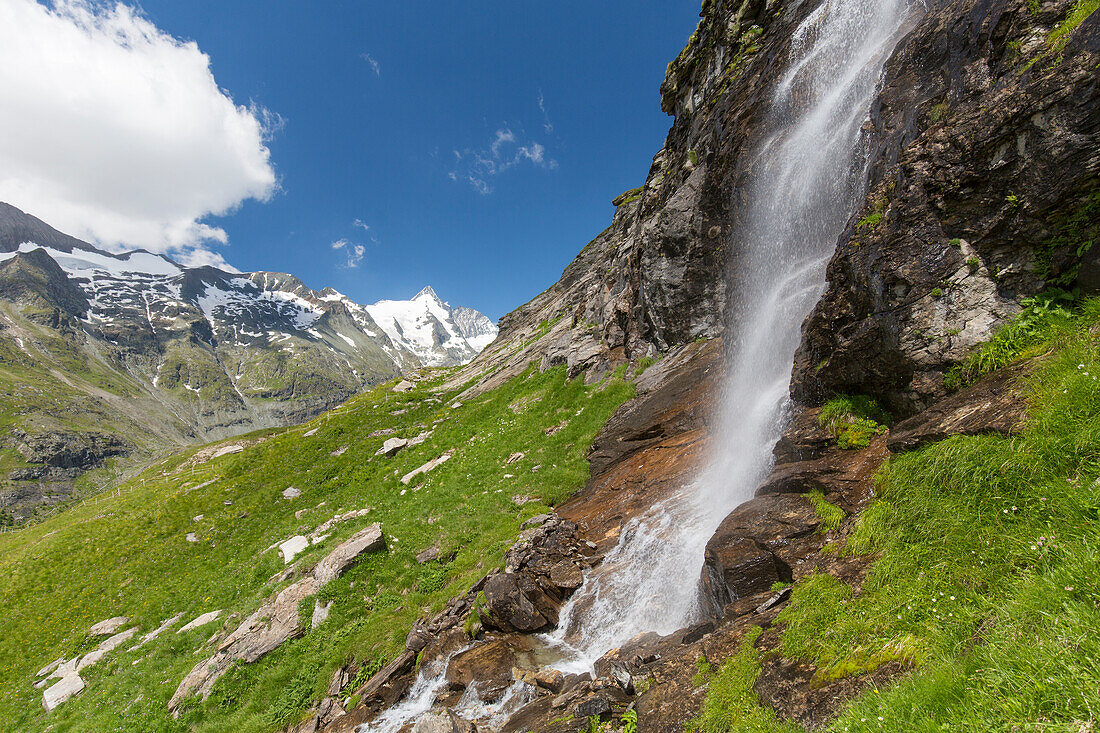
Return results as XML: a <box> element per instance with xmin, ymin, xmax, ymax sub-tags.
<box><xmin>544</xmin><ymin>0</ymin><xmax>917</xmax><ymax>673</ymax></box>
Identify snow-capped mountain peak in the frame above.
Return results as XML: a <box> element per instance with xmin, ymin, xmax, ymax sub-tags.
<box><xmin>365</xmin><ymin>286</ymin><xmax>498</xmax><ymax>367</ymax></box>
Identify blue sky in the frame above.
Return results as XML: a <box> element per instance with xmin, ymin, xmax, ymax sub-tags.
<box><xmin>141</xmin><ymin>1</ymin><xmax>700</xmax><ymax>319</ymax></box>
<box><xmin>3</xmin><ymin>1</ymin><xmax>700</xmax><ymax>320</ymax></box>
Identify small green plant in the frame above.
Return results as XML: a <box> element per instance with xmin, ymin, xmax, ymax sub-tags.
<box><xmin>687</xmin><ymin>149</ymin><xmax>699</xmax><ymax>166</ymax></box>
<box><xmin>1048</xmin><ymin>0</ymin><xmax>1099</xmax><ymax>53</ymax></box>
<box><xmin>949</xmin><ymin>238</ymin><xmax>963</xmax><ymax>248</ymax></box>
<box><xmin>808</xmin><ymin>490</ymin><xmax>846</xmax><ymax>532</ymax></box>
<box><xmin>930</xmin><ymin>101</ymin><xmax>950</xmax><ymax>124</ymax></box>
<box><xmin>857</xmin><ymin>210</ymin><xmax>882</xmax><ymax>230</ymax></box>
<box><xmin>622</xmin><ymin>708</ymin><xmax>638</xmax><ymax>733</ymax></box>
<box><xmin>966</xmin><ymin>256</ymin><xmax>981</xmax><ymax>274</ymax></box>
<box><xmin>931</xmin><ymin>287</ymin><xmax>944</xmax><ymax>299</ymax></box>
<box><xmin>688</xmin><ymin>627</ymin><xmax>801</xmax><ymax>732</ymax></box>
<box><xmin>818</xmin><ymin>395</ymin><xmax>890</xmax><ymax>449</ymax></box>
<box><xmin>944</xmin><ymin>290</ymin><xmax>1075</xmax><ymax>389</ymax></box>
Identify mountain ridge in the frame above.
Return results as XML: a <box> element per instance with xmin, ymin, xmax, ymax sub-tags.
<box><xmin>0</xmin><ymin>202</ymin><xmax>497</xmax><ymax>521</ymax></box>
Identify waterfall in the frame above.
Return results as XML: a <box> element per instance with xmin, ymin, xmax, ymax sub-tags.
<box><xmin>544</xmin><ymin>0</ymin><xmax>916</xmax><ymax>673</ymax></box>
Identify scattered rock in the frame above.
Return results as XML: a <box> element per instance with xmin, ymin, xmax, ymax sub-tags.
<box><xmin>511</xmin><ymin>494</ymin><xmax>537</xmax><ymax>506</ymax></box>
<box><xmin>77</xmin><ymin>627</ymin><xmax>138</xmax><ymax>671</ymax></box>
<box><xmin>331</xmin><ymin>446</ymin><xmax>349</xmax><ymax>457</ymax></box>
<box><xmin>304</xmin><ymin>427</ymin><xmax>320</xmax><ymax>437</ymax></box>
<box><xmin>283</xmin><ymin>486</ymin><xmax>301</xmax><ymax>500</ymax></box>
<box><xmin>170</xmin><ymin>524</ymin><xmax>384</xmax><ymax>712</ymax></box>
<box><xmin>42</xmin><ymin>671</ymin><xmax>84</xmax><ymax>711</ymax></box>
<box><xmin>393</xmin><ymin>380</ymin><xmax>416</xmax><ymax>393</ymax></box>
<box><xmin>376</xmin><ymin>437</ymin><xmax>409</xmax><ymax>457</ymax></box>
<box><xmin>280</xmin><ymin>535</ymin><xmax>309</xmax><ymax>564</ymax></box>
<box><xmin>130</xmin><ymin>613</ymin><xmax>184</xmax><ymax>651</ymax></box>
<box><xmin>186</xmin><ymin>532</ymin><xmax>198</xmax><ymax>543</ymax></box>
<box><xmin>401</xmin><ymin>451</ymin><xmax>454</xmax><ymax>485</ymax></box>
<box><xmin>506</xmin><ymin>452</ymin><xmax>525</xmax><ymax>464</ymax></box>
<box><xmin>178</xmin><ymin>610</ymin><xmax>222</xmax><ymax>634</ymax></box>
<box><xmin>35</xmin><ymin>658</ymin><xmax>64</xmax><ymax>678</ymax></box>
<box><xmin>312</xmin><ymin>600</ymin><xmax>333</xmax><ymax>629</ymax></box>
<box><xmin>521</xmin><ymin>514</ymin><xmax>550</xmax><ymax>530</ymax></box>
<box><xmin>416</xmin><ymin>542</ymin><xmax>442</xmax><ymax>564</ymax></box>
<box><xmin>88</xmin><ymin>616</ymin><xmax>128</xmax><ymax>636</ymax></box>
<box><xmin>193</xmin><ymin>514</ymin><xmax>204</xmax><ymax>522</ymax></box>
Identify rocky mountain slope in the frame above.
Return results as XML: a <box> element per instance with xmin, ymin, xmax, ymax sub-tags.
<box><xmin>0</xmin><ymin>203</ymin><xmax>496</xmax><ymax>522</ymax></box>
<box><xmin>1</xmin><ymin>0</ymin><xmax>1098</xmax><ymax>731</ymax></box>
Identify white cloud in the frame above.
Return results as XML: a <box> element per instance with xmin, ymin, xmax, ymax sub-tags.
<box><xmin>449</xmin><ymin>127</ymin><xmax>555</xmax><ymax>195</ymax></box>
<box><xmin>332</xmin><ymin>238</ymin><xmax>365</xmax><ymax>268</ymax></box>
<box><xmin>352</xmin><ymin>218</ymin><xmax>370</xmax><ymax>231</ymax></box>
<box><xmin>537</xmin><ymin>91</ymin><xmax>554</xmax><ymax>134</ymax></box>
<box><xmin>361</xmin><ymin>52</ymin><xmax>381</xmax><ymax>76</ymax></box>
<box><xmin>0</xmin><ymin>0</ymin><xmax>278</xmax><ymax>266</ymax></box>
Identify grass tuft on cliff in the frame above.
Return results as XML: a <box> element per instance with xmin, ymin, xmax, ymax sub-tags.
<box><xmin>692</xmin><ymin>296</ymin><xmax>1100</xmax><ymax>731</ymax></box>
<box><xmin>0</xmin><ymin>364</ymin><xmax>634</xmax><ymax>732</ymax></box>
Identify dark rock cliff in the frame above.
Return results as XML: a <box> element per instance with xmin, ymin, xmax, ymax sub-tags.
<box><xmin>455</xmin><ymin>0</ymin><xmax>1098</xmax><ymax>420</ymax></box>
<box><xmin>795</xmin><ymin>0</ymin><xmax>1100</xmax><ymax>414</ymax></box>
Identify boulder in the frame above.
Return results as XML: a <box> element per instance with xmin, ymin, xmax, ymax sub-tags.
<box><xmin>481</xmin><ymin>573</ymin><xmax>557</xmax><ymax>633</ymax></box>
<box><xmin>283</xmin><ymin>486</ymin><xmax>302</xmax><ymax>499</ymax></box>
<box><xmin>280</xmin><ymin>535</ymin><xmax>309</xmax><ymax>564</ymax></box>
<box><xmin>42</xmin><ymin>672</ymin><xmax>84</xmax><ymax>711</ymax></box>
<box><xmin>446</xmin><ymin>636</ymin><xmax>537</xmax><ymax>695</ymax></box>
<box><xmin>534</xmin><ymin>668</ymin><xmax>565</xmax><ymax>693</ymax></box>
<box><xmin>313</xmin><ymin>523</ymin><xmax>385</xmax><ymax>584</ymax></box>
<box><xmin>376</xmin><ymin>437</ymin><xmax>409</xmax><ymax>457</ymax></box>
<box><xmin>411</xmin><ymin>709</ymin><xmax>474</xmax><ymax>733</ymax></box>
<box><xmin>392</xmin><ymin>380</ymin><xmax>416</xmax><ymax>393</ymax></box>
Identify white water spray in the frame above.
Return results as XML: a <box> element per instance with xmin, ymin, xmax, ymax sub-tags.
<box><xmin>545</xmin><ymin>0</ymin><xmax>916</xmax><ymax>672</ymax></box>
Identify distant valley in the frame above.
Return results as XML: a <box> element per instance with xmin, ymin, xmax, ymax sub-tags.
<box><xmin>0</xmin><ymin>202</ymin><xmax>496</xmax><ymax>523</ymax></box>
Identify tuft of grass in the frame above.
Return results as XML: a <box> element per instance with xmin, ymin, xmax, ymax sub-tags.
<box><xmin>1048</xmin><ymin>0</ymin><xmax>1100</xmax><ymax>54</ymax></box>
<box><xmin>687</xmin><ymin>627</ymin><xmax>802</xmax><ymax>733</ymax></box>
<box><xmin>807</xmin><ymin>491</ymin><xmax>846</xmax><ymax>533</ymax></box>
<box><xmin>818</xmin><ymin>395</ymin><xmax>889</xmax><ymax>450</ymax></box>
<box><xmin>944</xmin><ymin>290</ymin><xmax>1075</xmax><ymax>389</ymax></box>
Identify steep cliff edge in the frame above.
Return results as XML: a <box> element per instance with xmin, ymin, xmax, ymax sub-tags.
<box><xmin>795</xmin><ymin>0</ymin><xmax>1100</xmax><ymax>414</ymax></box>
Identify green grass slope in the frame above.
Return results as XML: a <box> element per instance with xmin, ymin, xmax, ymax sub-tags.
<box><xmin>0</xmin><ymin>364</ymin><xmax>634</xmax><ymax>731</ymax></box>
<box><xmin>691</xmin><ymin>297</ymin><xmax>1100</xmax><ymax>732</ymax></box>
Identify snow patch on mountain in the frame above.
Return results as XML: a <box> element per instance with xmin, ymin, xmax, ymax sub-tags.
<box><xmin>366</xmin><ymin>286</ymin><xmax>498</xmax><ymax>367</ymax></box>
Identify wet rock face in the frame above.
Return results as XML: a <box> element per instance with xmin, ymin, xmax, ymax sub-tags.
<box><xmin>794</xmin><ymin>0</ymin><xmax>1100</xmax><ymax>415</ymax></box>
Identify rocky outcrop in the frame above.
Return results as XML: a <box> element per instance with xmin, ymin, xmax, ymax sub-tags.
<box><xmin>169</xmin><ymin>524</ymin><xmax>384</xmax><ymax>713</ymax></box>
<box><xmin>794</xmin><ymin>0</ymin><xmax>1100</xmax><ymax>415</ymax></box>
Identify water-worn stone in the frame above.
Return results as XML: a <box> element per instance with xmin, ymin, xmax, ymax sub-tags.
<box><xmin>411</xmin><ymin>708</ymin><xmax>474</xmax><ymax>733</ymax></box>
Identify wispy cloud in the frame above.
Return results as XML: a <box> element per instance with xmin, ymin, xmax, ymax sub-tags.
<box><xmin>360</xmin><ymin>52</ymin><xmax>381</xmax><ymax>76</ymax></box>
<box><xmin>352</xmin><ymin>218</ymin><xmax>370</xmax><ymax>232</ymax></box>
<box><xmin>537</xmin><ymin>91</ymin><xmax>554</xmax><ymax>134</ymax></box>
<box><xmin>332</xmin><ymin>238</ymin><xmax>365</xmax><ymax>268</ymax></box>
<box><xmin>449</xmin><ymin>126</ymin><xmax>556</xmax><ymax>195</ymax></box>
